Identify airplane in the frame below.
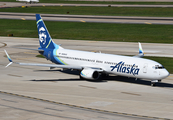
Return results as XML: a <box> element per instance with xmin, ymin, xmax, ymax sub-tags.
<box><xmin>4</xmin><ymin>14</ymin><xmax>169</xmax><ymax>86</ymax></box>
<box><xmin>16</xmin><ymin>0</ymin><xmax>39</xmax><ymax>4</ymax></box>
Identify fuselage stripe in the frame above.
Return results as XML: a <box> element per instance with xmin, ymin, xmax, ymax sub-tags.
<box><xmin>37</xmin><ymin>19</ymin><xmax>42</xmax><ymax>24</ymax></box>
<box><xmin>46</xmin><ymin>39</ymin><xmax>52</xmax><ymax>48</ymax></box>
<box><xmin>56</xmin><ymin>56</ymin><xmax>67</xmax><ymax>65</ymax></box>
<box><xmin>53</xmin><ymin>49</ymin><xmax>68</xmax><ymax>65</ymax></box>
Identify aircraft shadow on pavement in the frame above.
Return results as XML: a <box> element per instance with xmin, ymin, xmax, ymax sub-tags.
<box><xmin>33</xmin><ymin>69</ymin><xmax>173</xmax><ymax>88</ymax></box>
<box><xmin>105</xmin><ymin>76</ymin><xmax>173</xmax><ymax>88</ymax></box>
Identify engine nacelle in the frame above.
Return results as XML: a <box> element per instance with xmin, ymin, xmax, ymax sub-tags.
<box><xmin>80</xmin><ymin>68</ymin><xmax>100</xmax><ymax>80</ymax></box>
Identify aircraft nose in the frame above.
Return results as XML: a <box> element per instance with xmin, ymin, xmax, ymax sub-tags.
<box><xmin>162</xmin><ymin>69</ymin><xmax>170</xmax><ymax>78</ymax></box>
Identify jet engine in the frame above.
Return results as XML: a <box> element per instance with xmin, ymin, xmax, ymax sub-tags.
<box><xmin>80</xmin><ymin>68</ymin><xmax>100</xmax><ymax>80</ymax></box>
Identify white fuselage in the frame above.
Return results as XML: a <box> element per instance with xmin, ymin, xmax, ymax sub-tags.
<box><xmin>55</xmin><ymin>48</ymin><xmax>169</xmax><ymax>80</ymax></box>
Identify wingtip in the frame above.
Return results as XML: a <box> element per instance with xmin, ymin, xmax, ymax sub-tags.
<box><xmin>138</xmin><ymin>42</ymin><xmax>144</xmax><ymax>54</ymax></box>
<box><xmin>4</xmin><ymin>49</ymin><xmax>13</xmax><ymax>63</ymax></box>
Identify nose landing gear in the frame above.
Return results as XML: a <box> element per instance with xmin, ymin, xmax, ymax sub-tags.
<box><xmin>151</xmin><ymin>80</ymin><xmax>161</xmax><ymax>87</ymax></box>
<box><xmin>151</xmin><ymin>82</ymin><xmax>156</xmax><ymax>87</ymax></box>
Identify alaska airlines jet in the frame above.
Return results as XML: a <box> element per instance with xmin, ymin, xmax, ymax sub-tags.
<box><xmin>4</xmin><ymin>14</ymin><xmax>169</xmax><ymax>86</ymax></box>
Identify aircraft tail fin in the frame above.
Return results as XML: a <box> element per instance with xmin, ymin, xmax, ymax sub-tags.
<box><xmin>36</xmin><ymin>14</ymin><xmax>56</xmax><ymax>49</ymax></box>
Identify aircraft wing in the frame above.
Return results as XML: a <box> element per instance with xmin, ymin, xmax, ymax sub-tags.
<box><xmin>17</xmin><ymin>62</ymin><xmax>83</xmax><ymax>70</ymax></box>
<box><xmin>18</xmin><ymin>63</ymin><xmax>104</xmax><ymax>72</ymax></box>
<box><xmin>133</xmin><ymin>42</ymin><xmax>144</xmax><ymax>58</ymax></box>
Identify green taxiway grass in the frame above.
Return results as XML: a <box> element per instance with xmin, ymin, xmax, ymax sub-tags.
<box><xmin>1</xmin><ymin>19</ymin><xmax>173</xmax><ymax>43</ymax></box>
<box><xmin>1</xmin><ymin>6</ymin><xmax>173</xmax><ymax>17</ymax></box>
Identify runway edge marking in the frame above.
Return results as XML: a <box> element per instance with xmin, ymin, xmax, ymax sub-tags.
<box><xmin>0</xmin><ymin>90</ymin><xmax>172</xmax><ymax>120</ymax></box>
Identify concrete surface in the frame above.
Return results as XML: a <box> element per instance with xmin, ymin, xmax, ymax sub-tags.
<box><xmin>1</xmin><ymin>93</ymin><xmax>153</xmax><ymax>120</ymax></box>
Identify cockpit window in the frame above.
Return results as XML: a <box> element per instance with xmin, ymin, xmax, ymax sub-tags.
<box><xmin>155</xmin><ymin>65</ymin><xmax>164</xmax><ymax>69</ymax></box>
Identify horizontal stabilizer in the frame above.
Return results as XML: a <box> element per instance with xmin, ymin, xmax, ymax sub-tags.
<box><xmin>5</xmin><ymin>62</ymin><xmax>13</xmax><ymax>68</ymax></box>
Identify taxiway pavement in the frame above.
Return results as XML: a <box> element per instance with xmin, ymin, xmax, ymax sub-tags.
<box><xmin>1</xmin><ymin>92</ymin><xmax>152</xmax><ymax>120</ymax></box>
<box><xmin>1</xmin><ymin>12</ymin><xmax>173</xmax><ymax>25</ymax></box>
<box><xmin>0</xmin><ymin>37</ymin><xmax>173</xmax><ymax>119</ymax></box>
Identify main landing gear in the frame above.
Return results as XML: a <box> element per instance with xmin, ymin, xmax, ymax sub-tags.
<box><xmin>151</xmin><ymin>80</ymin><xmax>161</xmax><ymax>87</ymax></box>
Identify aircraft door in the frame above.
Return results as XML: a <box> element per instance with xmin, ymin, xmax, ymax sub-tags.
<box><xmin>143</xmin><ymin>63</ymin><xmax>148</xmax><ymax>73</ymax></box>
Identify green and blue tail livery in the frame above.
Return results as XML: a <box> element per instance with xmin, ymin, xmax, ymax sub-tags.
<box><xmin>36</xmin><ymin>14</ymin><xmax>55</xmax><ymax>49</ymax></box>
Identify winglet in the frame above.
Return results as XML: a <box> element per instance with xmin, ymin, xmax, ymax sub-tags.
<box><xmin>139</xmin><ymin>42</ymin><xmax>144</xmax><ymax>54</ymax></box>
<box><xmin>4</xmin><ymin>50</ymin><xmax>13</xmax><ymax>68</ymax></box>
<box><xmin>133</xmin><ymin>42</ymin><xmax>144</xmax><ymax>58</ymax></box>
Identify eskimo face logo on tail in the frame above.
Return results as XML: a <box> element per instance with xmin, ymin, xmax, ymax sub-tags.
<box><xmin>110</xmin><ymin>61</ymin><xmax>140</xmax><ymax>76</ymax></box>
<box><xmin>39</xmin><ymin>27</ymin><xmax>47</xmax><ymax>45</ymax></box>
